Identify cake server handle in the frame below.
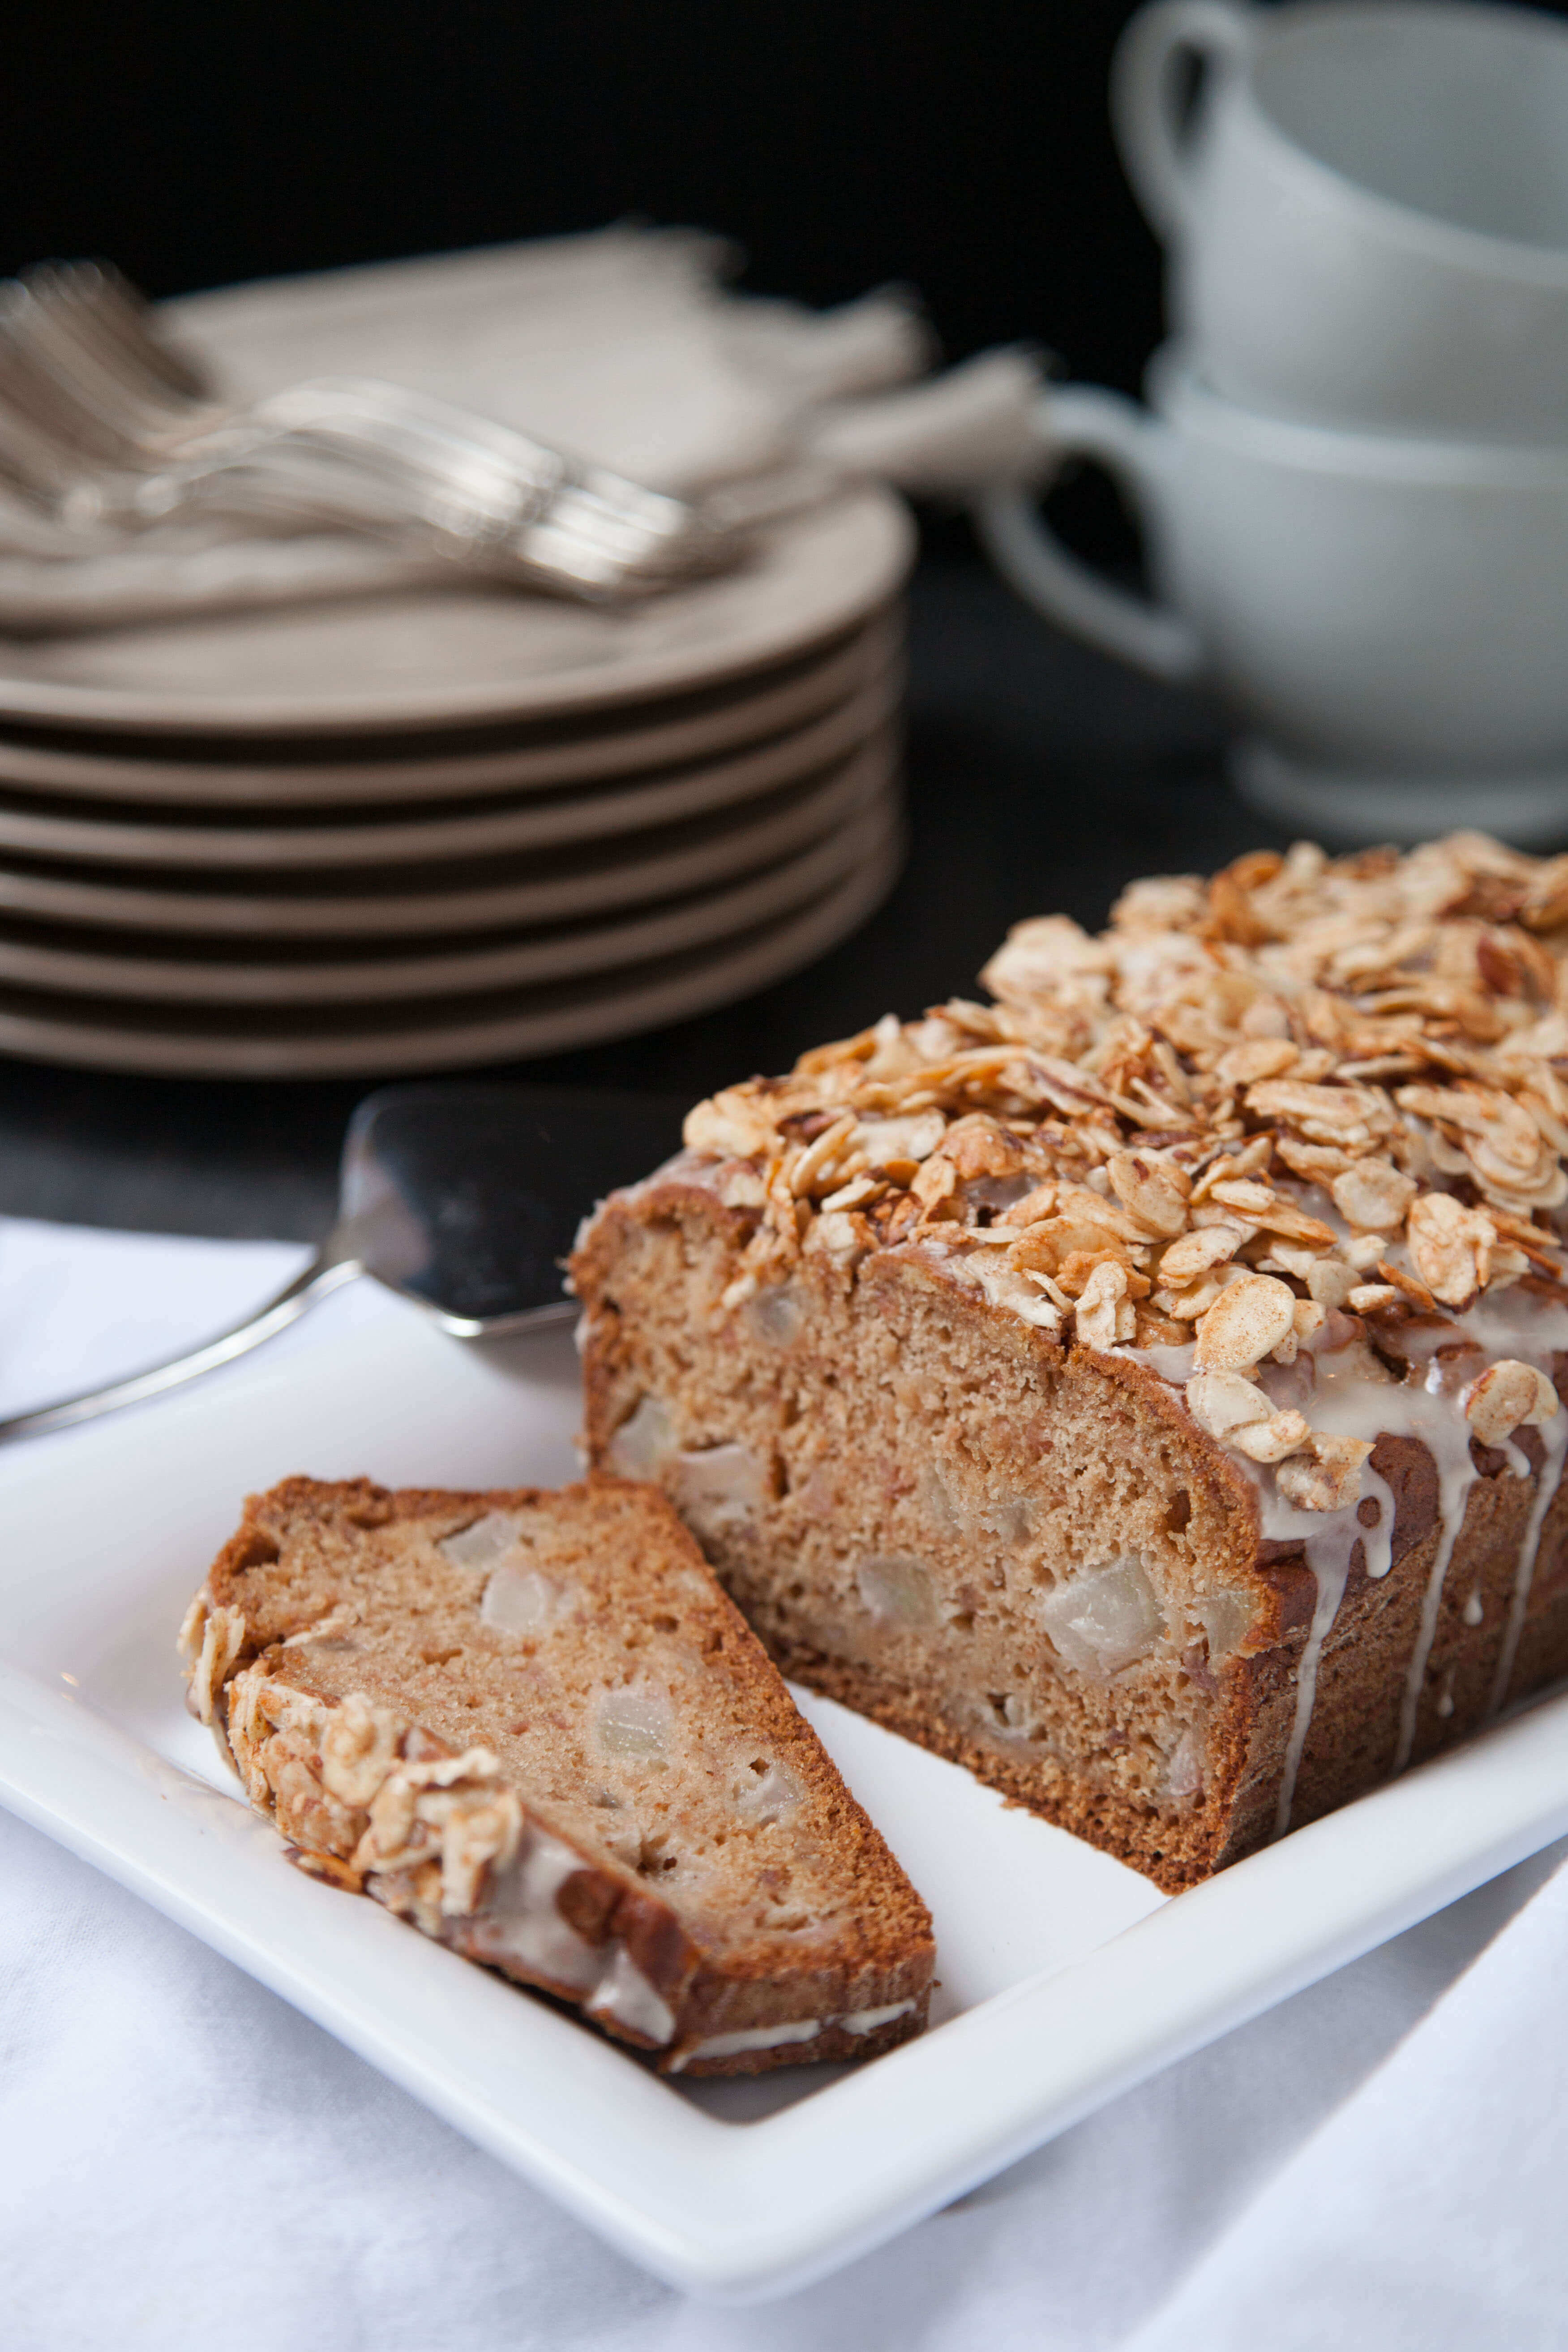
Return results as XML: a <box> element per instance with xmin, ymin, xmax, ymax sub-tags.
<box><xmin>0</xmin><ymin>1235</ymin><xmax>364</xmax><ymax>1446</ymax></box>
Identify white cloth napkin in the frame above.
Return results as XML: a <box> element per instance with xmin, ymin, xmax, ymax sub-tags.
<box><xmin>0</xmin><ymin>228</ymin><xmax>1043</xmax><ymax>631</ymax></box>
<box><xmin>0</xmin><ymin>1213</ymin><xmax>1563</xmax><ymax>2351</ymax></box>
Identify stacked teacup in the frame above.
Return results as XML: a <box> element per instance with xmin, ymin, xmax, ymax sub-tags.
<box><xmin>978</xmin><ymin>0</ymin><xmax>1568</xmax><ymax>845</ymax></box>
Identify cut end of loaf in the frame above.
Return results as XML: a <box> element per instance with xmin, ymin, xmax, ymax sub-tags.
<box><xmin>571</xmin><ymin>834</ymin><xmax>1568</xmax><ymax>1890</ymax></box>
<box><xmin>180</xmin><ymin>1475</ymin><xmax>933</xmax><ymax>2074</ymax></box>
<box><xmin>574</xmin><ymin>1192</ymin><xmax>1277</xmax><ymax>1890</ymax></box>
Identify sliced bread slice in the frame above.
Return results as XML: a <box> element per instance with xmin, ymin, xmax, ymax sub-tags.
<box><xmin>180</xmin><ymin>1473</ymin><xmax>934</xmax><ymax>2075</ymax></box>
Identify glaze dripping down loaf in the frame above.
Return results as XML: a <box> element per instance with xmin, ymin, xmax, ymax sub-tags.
<box><xmin>572</xmin><ymin>834</ymin><xmax>1568</xmax><ymax>1889</ymax></box>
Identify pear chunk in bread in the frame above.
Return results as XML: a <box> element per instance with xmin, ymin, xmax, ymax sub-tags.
<box><xmin>572</xmin><ymin>835</ymin><xmax>1568</xmax><ymax>1890</ymax></box>
<box><xmin>180</xmin><ymin>1475</ymin><xmax>933</xmax><ymax>2075</ymax></box>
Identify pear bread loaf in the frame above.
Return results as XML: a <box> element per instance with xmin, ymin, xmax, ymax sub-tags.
<box><xmin>180</xmin><ymin>1475</ymin><xmax>933</xmax><ymax>2073</ymax></box>
<box><xmin>572</xmin><ymin>835</ymin><xmax>1568</xmax><ymax>1892</ymax></box>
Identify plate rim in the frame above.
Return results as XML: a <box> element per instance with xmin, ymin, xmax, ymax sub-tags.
<box><xmin>0</xmin><ymin>796</ymin><xmax>899</xmax><ymax>1008</ymax></box>
<box><xmin>0</xmin><ymin>733</ymin><xmax>895</xmax><ymax>938</ymax></box>
<box><xmin>0</xmin><ymin>661</ymin><xmax>900</xmax><ymax>871</ymax></box>
<box><xmin>0</xmin><ymin>494</ymin><xmax>913</xmax><ymax>737</ymax></box>
<box><xmin>0</xmin><ymin>1297</ymin><xmax>1566</xmax><ymax>2300</ymax></box>
<box><xmin>0</xmin><ymin>813</ymin><xmax>904</xmax><ymax>1077</ymax></box>
<box><xmin>0</xmin><ymin>612</ymin><xmax>902</xmax><ymax>806</ymax></box>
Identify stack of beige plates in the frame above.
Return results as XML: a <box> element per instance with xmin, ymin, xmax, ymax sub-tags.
<box><xmin>0</xmin><ymin>489</ymin><xmax>910</xmax><ymax>1077</ymax></box>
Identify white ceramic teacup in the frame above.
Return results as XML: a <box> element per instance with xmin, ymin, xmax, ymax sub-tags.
<box><xmin>1114</xmin><ymin>0</ymin><xmax>1568</xmax><ymax>437</ymax></box>
<box><xmin>976</xmin><ymin>352</ymin><xmax>1568</xmax><ymax>843</ymax></box>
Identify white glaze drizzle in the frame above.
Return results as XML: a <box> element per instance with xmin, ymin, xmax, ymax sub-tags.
<box><xmin>1272</xmin><ymin>1514</ymin><xmax>1366</xmax><ymax>1840</ymax></box>
<box><xmin>1260</xmin><ymin>1446</ymin><xmax>1397</xmax><ymax>1840</ymax></box>
<box><xmin>841</xmin><ymin>1996</ymin><xmax>917</xmax><ymax>2034</ymax></box>
<box><xmin>637</xmin><ymin>1154</ymin><xmax>1568</xmax><ymax>1825</ymax></box>
<box><xmin>666</xmin><ymin>2018</ymin><xmax>822</xmax><ymax>2071</ymax></box>
<box><xmin>664</xmin><ymin>1996</ymin><xmax>918</xmax><ymax>2072</ymax></box>
<box><xmin>465</xmin><ymin>1825</ymin><xmax>604</xmax><ymax>1993</ymax></box>
<box><xmin>1393</xmin><ymin>1472</ymin><xmax>1472</xmax><ymax>1776</ymax></box>
<box><xmin>1449</xmin><ymin>1288</ymin><xmax>1568</xmax><ymax>1723</ymax></box>
<box><xmin>1490</xmin><ymin>1401</ymin><xmax>1568</xmax><ymax>1714</ymax></box>
<box><xmin>585</xmin><ymin>1944</ymin><xmax>677</xmax><ymax>2045</ymax></box>
<box><xmin>463</xmin><ymin>1824</ymin><xmax>679</xmax><ymax>2043</ymax></box>
<box><xmin>1136</xmin><ymin>1283</ymin><xmax>1568</xmax><ymax>1834</ymax></box>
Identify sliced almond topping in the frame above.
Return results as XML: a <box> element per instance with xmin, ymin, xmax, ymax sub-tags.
<box><xmin>1191</xmin><ymin>1137</ymin><xmax>1274</xmax><ymax>1201</ymax></box>
<box><xmin>1263</xmin><ymin>1240</ymin><xmax>1324</xmax><ymax>1282</ymax></box>
<box><xmin>1158</xmin><ymin>1224</ymin><xmax>1243</xmax><ymax>1285</ymax></box>
<box><xmin>1007</xmin><ymin>1215</ymin><xmax>1132</xmax><ymax>1275</ymax></box>
<box><xmin>1375</xmin><ymin>1259</ymin><xmax>1437</xmax><ymax>1312</ymax></box>
<box><xmin>853</xmin><ymin>1110</ymin><xmax>947</xmax><ymax>1167</ymax></box>
<box><xmin>1203</xmin><ymin>1179</ymin><xmax>1336</xmax><ymax>1247</ymax></box>
<box><xmin>1520</xmin><ymin>854</ymin><xmax>1568</xmax><ymax>933</ymax></box>
<box><xmin>909</xmin><ymin>1154</ymin><xmax>959</xmax><ymax>1210</ymax></box>
<box><xmin>1276</xmin><ymin>1434</ymin><xmax>1373</xmax><ymax>1511</ymax></box>
<box><xmin>804</xmin><ymin>1210</ymin><xmax>872</xmax><ymax>1264</ymax></box>
<box><xmin>1329</xmin><ymin>1159</ymin><xmax>1417</xmax><ymax>1232</ymax></box>
<box><xmin>1190</xmin><ymin>1200</ymin><xmax>1251</xmax><ymax>1231</ymax></box>
<box><xmin>1230</xmin><ymin>1408</ymin><xmax>1313</xmax><ymax>1464</ymax></box>
<box><xmin>999</xmin><ymin>1182</ymin><xmax>1058</xmax><ymax>1226</ymax></box>
<box><xmin>1214</xmin><ymin>1039</ymin><xmax>1298</xmax><ymax>1089</ymax></box>
<box><xmin>1244</xmin><ymin>1080</ymin><xmax>1397</xmax><ymax>1146</ymax></box>
<box><xmin>820</xmin><ymin>1172</ymin><xmax>887</xmax><ymax>1214</ymax></box>
<box><xmin>1157</xmin><ymin>1276</ymin><xmax>1223</xmax><ymax>1321</ymax></box>
<box><xmin>1396</xmin><ymin>1084</ymin><xmax>1538</xmax><ymax>1166</ymax></box>
<box><xmin>788</xmin><ymin>1113</ymin><xmax>857</xmax><ymax>1198</ymax></box>
<box><xmin>942</xmin><ymin>1116</ymin><xmax>1026</xmax><ymax>1181</ymax></box>
<box><xmin>1191</xmin><ymin>1274</ymin><xmax>1298</xmax><ymax>1373</ymax></box>
<box><xmin>1106</xmin><ymin>1149</ymin><xmax>1189</xmax><ymax>1236</ymax></box>
<box><xmin>658</xmin><ymin>837</ymin><xmax>1568</xmax><ymax>1360</ymax></box>
<box><xmin>1208</xmin><ymin>1178</ymin><xmax>1275</xmax><ymax>1215</ymax></box>
<box><xmin>1465</xmin><ymin>1359</ymin><xmax>1559</xmax><ymax>1447</ymax></box>
<box><xmin>1306</xmin><ymin>1261</ymin><xmax>1358</xmax><ymax>1312</ymax></box>
<box><xmin>1075</xmin><ymin>1259</ymin><xmax>1136</xmax><ymax>1350</ymax></box>
<box><xmin>1406</xmin><ymin>1192</ymin><xmax>1497</xmax><ymax>1306</ymax></box>
<box><xmin>1275</xmin><ymin>1138</ymin><xmax>1354</xmax><ymax>1183</ymax></box>
<box><xmin>1054</xmin><ymin>1182</ymin><xmax>1154</xmax><ymax>1244</ymax></box>
<box><xmin>1134</xmin><ymin>1302</ymin><xmax>1193</xmax><ymax>1347</ymax></box>
<box><xmin>1185</xmin><ymin>1369</ymin><xmax>1273</xmax><ymax>1440</ymax></box>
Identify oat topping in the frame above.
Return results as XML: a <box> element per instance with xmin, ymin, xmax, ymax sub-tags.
<box><xmin>176</xmin><ymin>1600</ymin><xmax>526</xmax><ymax>1936</ymax></box>
<box><xmin>678</xmin><ymin>836</ymin><xmax>1568</xmax><ymax>1503</ymax></box>
<box><xmin>177</xmin><ymin>1591</ymin><xmax>247</xmax><ymax>1725</ymax></box>
<box><xmin>223</xmin><ymin>1668</ymin><xmax>523</xmax><ymax>1934</ymax></box>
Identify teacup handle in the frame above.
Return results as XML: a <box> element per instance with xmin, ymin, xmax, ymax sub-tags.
<box><xmin>1111</xmin><ymin>0</ymin><xmax>1255</xmax><ymax>236</ymax></box>
<box><xmin>973</xmin><ymin>388</ymin><xmax>1204</xmax><ymax>686</ymax></box>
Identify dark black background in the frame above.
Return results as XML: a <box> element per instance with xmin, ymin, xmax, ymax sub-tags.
<box><xmin>3</xmin><ymin>0</ymin><xmax>1563</xmax><ymax>1240</ymax></box>
<box><xmin>1</xmin><ymin>0</ymin><xmax>1161</xmax><ymax>395</ymax></box>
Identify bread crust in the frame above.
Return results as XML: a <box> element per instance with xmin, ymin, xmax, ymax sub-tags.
<box><xmin>574</xmin><ymin>1181</ymin><xmax>1568</xmax><ymax>1893</ymax></box>
<box><xmin>570</xmin><ymin>835</ymin><xmax>1568</xmax><ymax>1890</ymax></box>
<box><xmin>184</xmin><ymin>1475</ymin><xmax>933</xmax><ymax>2073</ymax></box>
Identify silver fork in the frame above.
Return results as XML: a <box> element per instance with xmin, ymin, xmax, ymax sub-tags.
<box><xmin>101</xmin><ymin>376</ymin><xmax>731</xmax><ymax>597</ymax></box>
<box><xmin>0</xmin><ymin>262</ymin><xmax>736</xmax><ymax>599</ymax></box>
<box><xmin>0</xmin><ymin>265</ymin><xmax>218</xmax><ymax>506</ymax></box>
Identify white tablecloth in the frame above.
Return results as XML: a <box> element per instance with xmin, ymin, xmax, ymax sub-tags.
<box><xmin>2</xmin><ymin>1215</ymin><xmax>1564</xmax><ymax>2351</ymax></box>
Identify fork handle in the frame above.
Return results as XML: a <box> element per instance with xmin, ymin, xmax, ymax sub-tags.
<box><xmin>0</xmin><ymin>1245</ymin><xmax>362</xmax><ymax>1446</ymax></box>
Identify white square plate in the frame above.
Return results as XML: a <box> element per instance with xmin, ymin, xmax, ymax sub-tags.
<box><xmin>4</xmin><ymin>1281</ymin><xmax>1568</xmax><ymax>2303</ymax></box>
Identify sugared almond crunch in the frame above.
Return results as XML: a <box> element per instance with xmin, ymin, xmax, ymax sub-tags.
<box><xmin>675</xmin><ymin>836</ymin><xmax>1568</xmax><ymax>1502</ymax></box>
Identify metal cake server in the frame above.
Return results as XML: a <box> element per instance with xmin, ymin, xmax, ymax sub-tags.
<box><xmin>0</xmin><ymin>1082</ymin><xmax>684</xmax><ymax>1445</ymax></box>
